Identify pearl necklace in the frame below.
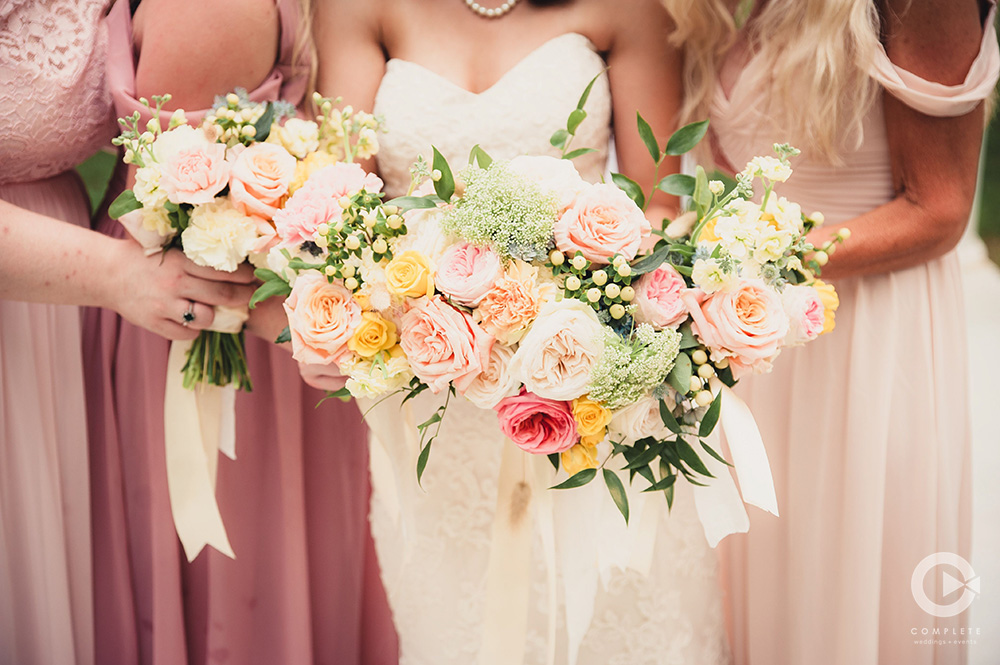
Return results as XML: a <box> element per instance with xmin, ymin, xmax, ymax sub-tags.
<box><xmin>464</xmin><ymin>0</ymin><xmax>519</xmax><ymax>19</ymax></box>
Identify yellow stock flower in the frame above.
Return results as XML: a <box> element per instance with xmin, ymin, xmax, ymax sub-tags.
<box><xmin>289</xmin><ymin>150</ymin><xmax>338</xmax><ymax>193</ymax></box>
<box><xmin>698</xmin><ymin>216</ymin><xmax>721</xmax><ymax>243</ymax></box>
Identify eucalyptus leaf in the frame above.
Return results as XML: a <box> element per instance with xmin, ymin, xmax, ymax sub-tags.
<box><xmin>252</xmin><ymin>102</ymin><xmax>276</xmax><ymax>142</ymax></box>
<box><xmin>416</xmin><ymin>441</ymin><xmax>434</xmax><ymax>487</ymax></box>
<box><xmin>666</xmin><ymin>352</ymin><xmax>693</xmax><ymax>394</ymax></box>
<box><xmin>562</xmin><ymin>147</ymin><xmax>598</xmax><ymax>161</ymax></box>
<box><xmin>550</xmin><ymin>468</ymin><xmax>597</xmax><ymax>490</ymax></box>
<box><xmin>576</xmin><ymin>71</ymin><xmax>602</xmax><ymax>110</ymax></box>
<box><xmin>108</xmin><ymin>189</ymin><xmax>141</xmax><ymax>220</ymax></box>
<box><xmin>274</xmin><ymin>326</ymin><xmax>291</xmax><ymax>345</ymax></box>
<box><xmin>692</xmin><ymin>166</ymin><xmax>712</xmax><ymax>219</ymax></box>
<box><xmin>678</xmin><ymin>323</ymin><xmax>698</xmax><ymax>349</ymax></box>
<box><xmin>550</xmin><ymin>129</ymin><xmax>570</xmax><ymax>150</ymax></box>
<box><xmin>665</xmin><ymin>119</ymin><xmax>710</xmax><ymax>156</ymax></box>
<box><xmin>603</xmin><ymin>468</ymin><xmax>630</xmax><ymax>523</ymax></box>
<box><xmin>431</xmin><ymin>146</ymin><xmax>455</xmax><ymax>201</ymax></box>
<box><xmin>610</xmin><ymin>173</ymin><xmax>645</xmax><ymax>210</ymax></box>
<box><xmin>676</xmin><ymin>438</ymin><xmax>714</xmax><ymax>478</ymax></box>
<box><xmin>629</xmin><ymin>244</ymin><xmax>670</xmax><ymax>276</ymax></box>
<box><xmin>567</xmin><ymin>109</ymin><xmax>587</xmax><ymax>135</ymax></box>
<box><xmin>636</xmin><ymin>112</ymin><xmax>661</xmax><ymax>164</ymax></box>
<box><xmin>658</xmin><ymin>399</ymin><xmax>683</xmax><ymax>435</ymax></box>
<box><xmin>656</xmin><ymin>174</ymin><xmax>696</xmax><ymax>197</ymax></box>
<box><xmin>468</xmin><ymin>144</ymin><xmax>493</xmax><ymax>168</ymax></box>
<box><xmin>385</xmin><ymin>195</ymin><xmax>439</xmax><ymax>211</ymax></box>
<box><xmin>698</xmin><ymin>392</ymin><xmax>723</xmax><ymax>438</ymax></box>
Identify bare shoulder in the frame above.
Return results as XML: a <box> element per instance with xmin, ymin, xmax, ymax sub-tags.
<box><xmin>589</xmin><ymin>0</ymin><xmax>673</xmax><ymax>46</ymax></box>
<box><xmin>881</xmin><ymin>0</ymin><xmax>985</xmax><ymax>85</ymax></box>
<box><xmin>134</xmin><ymin>0</ymin><xmax>280</xmax><ymax>106</ymax></box>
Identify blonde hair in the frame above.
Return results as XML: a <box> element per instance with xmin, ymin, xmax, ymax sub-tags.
<box><xmin>661</xmin><ymin>0</ymin><xmax>883</xmax><ymax>163</ymax></box>
<box><xmin>294</xmin><ymin>0</ymin><xmax>319</xmax><ymax>112</ymax></box>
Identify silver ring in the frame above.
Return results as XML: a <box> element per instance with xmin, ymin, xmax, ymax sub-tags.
<box><xmin>182</xmin><ymin>301</ymin><xmax>196</xmax><ymax>326</ymax></box>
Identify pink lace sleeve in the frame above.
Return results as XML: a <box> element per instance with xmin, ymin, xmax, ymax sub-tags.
<box><xmin>870</xmin><ymin>2</ymin><xmax>999</xmax><ymax>117</ymax></box>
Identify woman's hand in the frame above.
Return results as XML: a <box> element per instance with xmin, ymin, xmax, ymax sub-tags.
<box><xmin>298</xmin><ymin>361</ymin><xmax>348</xmax><ymax>392</ymax></box>
<box><xmin>246</xmin><ymin>292</ymin><xmax>292</xmax><ymax>345</ymax></box>
<box><xmin>110</xmin><ymin>240</ymin><xmax>256</xmax><ymax>340</ymax></box>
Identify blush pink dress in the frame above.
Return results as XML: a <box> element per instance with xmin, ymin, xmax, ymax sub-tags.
<box><xmin>82</xmin><ymin>2</ymin><xmax>398</xmax><ymax>664</ymax></box>
<box><xmin>0</xmin><ymin>1</ymin><xmax>116</xmax><ymax>664</ymax></box>
<box><xmin>711</xmin><ymin>6</ymin><xmax>1000</xmax><ymax>665</ymax></box>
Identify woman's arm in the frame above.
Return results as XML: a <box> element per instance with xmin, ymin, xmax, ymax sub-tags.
<box><xmin>810</xmin><ymin>0</ymin><xmax>987</xmax><ymax>279</ymax></box>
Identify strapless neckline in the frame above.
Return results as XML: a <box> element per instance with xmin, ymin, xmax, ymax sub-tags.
<box><xmin>383</xmin><ymin>32</ymin><xmax>597</xmax><ymax>97</ymax></box>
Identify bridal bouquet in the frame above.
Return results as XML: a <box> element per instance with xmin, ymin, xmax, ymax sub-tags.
<box><xmin>255</xmin><ymin>90</ymin><xmax>846</xmax><ymax>521</ymax></box>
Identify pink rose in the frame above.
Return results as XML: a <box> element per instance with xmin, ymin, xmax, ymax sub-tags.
<box><xmin>229</xmin><ymin>142</ymin><xmax>297</xmax><ymax>219</ymax></box>
<box><xmin>399</xmin><ymin>296</ymin><xmax>493</xmax><ymax>393</ymax></box>
<box><xmin>159</xmin><ymin>142</ymin><xmax>230</xmax><ymax>205</ymax></box>
<box><xmin>781</xmin><ymin>285</ymin><xmax>825</xmax><ymax>347</ymax></box>
<box><xmin>633</xmin><ymin>264</ymin><xmax>688</xmax><ymax>329</ymax></box>
<box><xmin>283</xmin><ymin>272</ymin><xmax>361</xmax><ymax>365</ymax></box>
<box><xmin>494</xmin><ymin>391</ymin><xmax>577</xmax><ymax>455</ymax></box>
<box><xmin>553</xmin><ymin>183</ymin><xmax>651</xmax><ymax>264</ymax></box>
<box><xmin>434</xmin><ymin>242</ymin><xmax>503</xmax><ymax>307</ymax></box>
<box><xmin>681</xmin><ymin>280</ymin><xmax>790</xmax><ymax>377</ymax></box>
<box><xmin>273</xmin><ymin>162</ymin><xmax>384</xmax><ymax>247</ymax></box>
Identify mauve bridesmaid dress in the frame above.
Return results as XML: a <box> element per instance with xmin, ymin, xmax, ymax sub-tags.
<box><xmin>82</xmin><ymin>2</ymin><xmax>398</xmax><ymax>664</ymax></box>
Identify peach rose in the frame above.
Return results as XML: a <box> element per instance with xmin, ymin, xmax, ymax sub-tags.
<box><xmin>283</xmin><ymin>272</ymin><xmax>362</xmax><ymax>366</ymax></box>
<box><xmin>434</xmin><ymin>242</ymin><xmax>503</xmax><ymax>307</ymax></box>
<box><xmin>399</xmin><ymin>296</ymin><xmax>493</xmax><ymax>393</ymax></box>
<box><xmin>681</xmin><ymin>280</ymin><xmax>789</xmax><ymax>377</ymax></box>
<box><xmin>494</xmin><ymin>390</ymin><xmax>577</xmax><ymax>455</ymax></box>
<box><xmin>781</xmin><ymin>285</ymin><xmax>825</xmax><ymax>347</ymax></box>
<box><xmin>159</xmin><ymin>141</ymin><xmax>230</xmax><ymax>205</ymax></box>
<box><xmin>229</xmin><ymin>142</ymin><xmax>297</xmax><ymax>219</ymax></box>
<box><xmin>553</xmin><ymin>183</ymin><xmax>651</xmax><ymax>264</ymax></box>
<box><xmin>633</xmin><ymin>264</ymin><xmax>688</xmax><ymax>329</ymax></box>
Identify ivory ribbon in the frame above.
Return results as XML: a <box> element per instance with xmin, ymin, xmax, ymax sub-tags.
<box><xmin>164</xmin><ymin>305</ymin><xmax>247</xmax><ymax>562</ymax></box>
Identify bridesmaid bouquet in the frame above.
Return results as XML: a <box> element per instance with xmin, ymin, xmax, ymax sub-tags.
<box><xmin>254</xmin><ymin>90</ymin><xmax>847</xmax><ymax>522</ymax></box>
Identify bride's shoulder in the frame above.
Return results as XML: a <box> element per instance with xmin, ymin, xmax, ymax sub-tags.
<box><xmin>581</xmin><ymin>0</ymin><xmax>674</xmax><ymax>48</ymax></box>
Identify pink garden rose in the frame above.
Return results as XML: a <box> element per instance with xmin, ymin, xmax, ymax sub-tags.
<box><xmin>681</xmin><ymin>280</ymin><xmax>790</xmax><ymax>377</ymax></box>
<box><xmin>434</xmin><ymin>242</ymin><xmax>503</xmax><ymax>307</ymax></box>
<box><xmin>229</xmin><ymin>142</ymin><xmax>297</xmax><ymax>219</ymax></box>
<box><xmin>399</xmin><ymin>296</ymin><xmax>493</xmax><ymax>393</ymax></box>
<box><xmin>781</xmin><ymin>285</ymin><xmax>825</xmax><ymax>346</ymax></box>
<box><xmin>159</xmin><ymin>141</ymin><xmax>230</xmax><ymax>205</ymax></box>
<box><xmin>273</xmin><ymin>162</ymin><xmax>384</xmax><ymax>247</ymax></box>
<box><xmin>633</xmin><ymin>264</ymin><xmax>688</xmax><ymax>329</ymax></box>
<box><xmin>553</xmin><ymin>183</ymin><xmax>651</xmax><ymax>264</ymax></box>
<box><xmin>494</xmin><ymin>390</ymin><xmax>577</xmax><ymax>455</ymax></box>
<box><xmin>283</xmin><ymin>272</ymin><xmax>361</xmax><ymax>365</ymax></box>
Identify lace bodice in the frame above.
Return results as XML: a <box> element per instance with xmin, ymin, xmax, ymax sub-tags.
<box><xmin>367</xmin><ymin>33</ymin><xmax>728</xmax><ymax>665</ymax></box>
<box><xmin>374</xmin><ymin>33</ymin><xmax>611</xmax><ymax>197</ymax></box>
<box><xmin>0</xmin><ymin>0</ymin><xmax>116</xmax><ymax>185</ymax></box>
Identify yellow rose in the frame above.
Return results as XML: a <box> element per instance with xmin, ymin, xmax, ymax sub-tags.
<box><xmin>347</xmin><ymin>311</ymin><xmax>398</xmax><ymax>358</ymax></box>
<box><xmin>572</xmin><ymin>396</ymin><xmax>612</xmax><ymax>444</ymax></box>
<box><xmin>561</xmin><ymin>442</ymin><xmax>599</xmax><ymax>476</ymax></box>
<box><xmin>812</xmin><ymin>279</ymin><xmax>840</xmax><ymax>334</ymax></box>
<box><xmin>385</xmin><ymin>250</ymin><xmax>435</xmax><ymax>298</ymax></box>
<box><xmin>698</xmin><ymin>216</ymin><xmax>721</xmax><ymax>243</ymax></box>
<box><xmin>289</xmin><ymin>150</ymin><xmax>338</xmax><ymax>193</ymax></box>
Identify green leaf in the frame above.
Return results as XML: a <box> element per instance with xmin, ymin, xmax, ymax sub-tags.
<box><xmin>692</xmin><ymin>166</ymin><xmax>712</xmax><ymax>219</ymax></box>
<box><xmin>658</xmin><ymin>399</ymin><xmax>683</xmax><ymax>435</ymax></box>
<box><xmin>734</xmin><ymin>0</ymin><xmax>755</xmax><ymax>28</ymax></box>
<box><xmin>108</xmin><ymin>189</ymin><xmax>141</xmax><ymax>219</ymax></box>
<box><xmin>610</xmin><ymin>173</ymin><xmax>645</xmax><ymax>210</ymax></box>
<box><xmin>550</xmin><ymin>129</ymin><xmax>570</xmax><ymax>150</ymax></box>
<box><xmin>249</xmin><ymin>278</ymin><xmax>292</xmax><ymax>309</ymax></box>
<box><xmin>676</xmin><ymin>437</ymin><xmax>714</xmax><ymax>478</ymax></box>
<box><xmin>567</xmin><ymin>108</ymin><xmax>588</xmax><ymax>135</ymax></box>
<box><xmin>468</xmin><ymin>144</ymin><xmax>493</xmax><ymax>168</ymax></box>
<box><xmin>603</xmin><ymin>468</ymin><xmax>630</xmax><ymax>523</ymax></box>
<box><xmin>700</xmin><ymin>439</ymin><xmax>732</xmax><ymax>467</ymax></box>
<box><xmin>576</xmin><ymin>71</ymin><xmax>602</xmax><ymax>110</ymax></box>
<box><xmin>431</xmin><ymin>146</ymin><xmax>455</xmax><ymax>202</ymax></box>
<box><xmin>656</xmin><ymin>174</ymin><xmax>696</xmax><ymax>197</ymax></box>
<box><xmin>550</xmin><ymin>468</ymin><xmax>597</xmax><ymax>490</ymax></box>
<box><xmin>678</xmin><ymin>323</ymin><xmax>699</xmax><ymax>350</ymax></box>
<box><xmin>698</xmin><ymin>392</ymin><xmax>723</xmax><ymax>438</ymax></box>
<box><xmin>660</xmin><ymin>460</ymin><xmax>675</xmax><ymax>508</ymax></box>
<box><xmin>416</xmin><ymin>442</ymin><xmax>433</xmax><ymax>487</ymax></box>
<box><xmin>418</xmin><ymin>411</ymin><xmax>443</xmax><ymax>431</ymax></box>
<box><xmin>562</xmin><ymin>147</ymin><xmax>598</xmax><ymax>161</ymax></box>
<box><xmin>666</xmin><ymin>352</ymin><xmax>693</xmax><ymax>394</ymax></box>
<box><xmin>253</xmin><ymin>268</ymin><xmax>285</xmax><ymax>284</ymax></box>
<box><xmin>642</xmin><ymin>471</ymin><xmax>677</xmax><ymax>493</ymax></box>
<box><xmin>385</xmin><ymin>195</ymin><xmax>439</xmax><ymax>211</ymax></box>
<box><xmin>623</xmin><ymin>441</ymin><xmax>664</xmax><ymax>470</ymax></box>
<box><xmin>287</xmin><ymin>257</ymin><xmax>325</xmax><ymax>271</ymax></box>
<box><xmin>274</xmin><ymin>326</ymin><xmax>291</xmax><ymax>344</ymax></box>
<box><xmin>252</xmin><ymin>101</ymin><xmax>276</xmax><ymax>142</ymax></box>
<box><xmin>635</xmin><ymin>463</ymin><xmax>656</xmax><ymax>485</ymax></box>
<box><xmin>636</xmin><ymin>113</ymin><xmax>661</xmax><ymax>164</ymax></box>
<box><xmin>665</xmin><ymin>119</ymin><xmax>710</xmax><ymax>156</ymax></box>
<box><xmin>316</xmin><ymin>386</ymin><xmax>352</xmax><ymax>407</ymax></box>
<box><xmin>628</xmin><ymin>244</ymin><xmax>670</xmax><ymax>276</ymax></box>
<box><xmin>548</xmin><ymin>453</ymin><xmax>561</xmax><ymax>471</ymax></box>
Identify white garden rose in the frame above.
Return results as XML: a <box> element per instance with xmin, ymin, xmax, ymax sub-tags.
<box><xmin>508</xmin><ymin>298</ymin><xmax>604</xmax><ymax>400</ymax></box>
<box><xmin>266</xmin><ymin>118</ymin><xmax>320</xmax><ymax>159</ymax></box>
<box><xmin>608</xmin><ymin>396</ymin><xmax>670</xmax><ymax>442</ymax></box>
<box><xmin>508</xmin><ymin>155</ymin><xmax>588</xmax><ymax>211</ymax></box>
<box><xmin>463</xmin><ymin>342</ymin><xmax>520</xmax><ymax>409</ymax></box>
<box><xmin>345</xmin><ymin>351</ymin><xmax>413</xmax><ymax>399</ymax></box>
<box><xmin>182</xmin><ymin>199</ymin><xmax>261</xmax><ymax>272</ymax></box>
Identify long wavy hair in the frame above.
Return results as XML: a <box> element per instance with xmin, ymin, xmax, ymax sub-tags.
<box><xmin>295</xmin><ymin>0</ymin><xmax>319</xmax><ymax>109</ymax></box>
<box><xmin>660</xmin><ymin>0</ymin><xmax>884</xmax><ymax>163</ymax></box>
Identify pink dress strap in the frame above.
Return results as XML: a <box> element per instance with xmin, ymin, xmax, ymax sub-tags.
<box><xmin>870</xmin><ymin>1</ymin><xmax>999</xmax><ymax>117</ymax></box>
<box><xmin>104</xmin><ymin>0</ymin><xmax>309</xmax><ymax>126</ymax></box>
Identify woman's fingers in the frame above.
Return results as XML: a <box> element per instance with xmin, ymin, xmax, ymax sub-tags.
<box><xmin>298</xmin><ymin>362</ymin><xmax>347</xmax><ymax>392</ymax></box>
<box><xmin>172</xmin><ymin>299</ymin><xmax>216</xmax><ymax>331</ymax></box>
<box><xmin>170</xmin><ymin>249</ymin><xmax>256</xmax><ymax>283</ymax></box>
<box><xmin>178</xmin><ymin>275</ymin><xmax>256</xmax><ymax>309</ymax></box>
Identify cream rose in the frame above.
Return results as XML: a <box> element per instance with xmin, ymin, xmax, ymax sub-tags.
<box><xmin>553</xmin><ymin>183</ymin><xmax>651</xmax><ymax>264</ymax></box>
<box><xmin>463</xmin><ymin>342</ymin><xmax>520</xmax><ymax>409</ymax></box>
<box><xmin>399</xmin><ymin>296</ymin><xmax>493</xmax><ymax>393</ymax></box>
<box><xmin>284</xmin><ymin>272</ymin><xmax>362</xmax><ymax>366</ymax></box>
<box><xmin>508</xmin><ymin>298</ymin><xmax>604</xmax><ymax>401</ymax></box>
<box><xmin>607</xmin><ymin>396</ymin><xmax>670</xmax><ymax>442</ymax></box>
<box><xmin>229</xmin><ymin>142</ymin><xmax>296</xmax><ymax>219</ymax></box>
<box><xmin>508</xmin><ymin>155</ymin><xmax>587</xmax><ymax>212</ymax></box>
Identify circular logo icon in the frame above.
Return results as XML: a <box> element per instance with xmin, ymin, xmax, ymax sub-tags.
<box><xmin>911</xmin><ymin>552</ymin><xmax>980</xmax><ymax>618</ymax></box>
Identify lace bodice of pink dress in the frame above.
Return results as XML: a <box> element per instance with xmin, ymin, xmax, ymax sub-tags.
<box><xmin>0</xmin><ymin>2</ymin><xmax>115</xmax><ymax>665</ymax></box>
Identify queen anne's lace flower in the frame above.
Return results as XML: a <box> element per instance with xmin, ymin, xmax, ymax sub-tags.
<box><xmin>588</xmin><ymin>324</ymin><xmax>681</xmax><ymax>409</ymax></box>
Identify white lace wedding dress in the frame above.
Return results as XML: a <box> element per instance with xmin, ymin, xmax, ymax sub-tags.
<box><xmin>366</xmin><ymin>33</ymin><xmax>730</xmax><ymax>665</ymax></box>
